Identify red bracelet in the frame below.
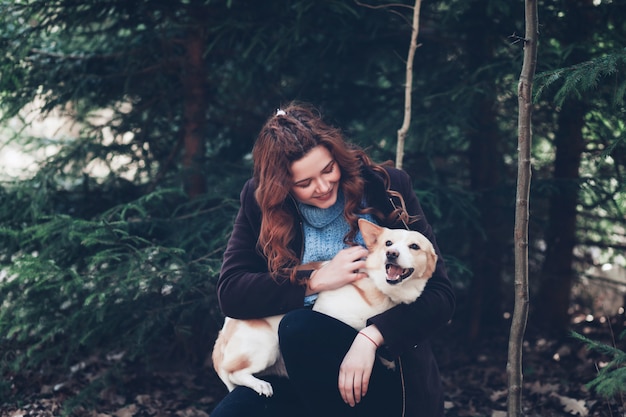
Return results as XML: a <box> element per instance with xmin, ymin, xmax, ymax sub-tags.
<box><xmin>358</xmin><ymin>331</ymin><xmax>379</xmax><ymax>348</ymax></box>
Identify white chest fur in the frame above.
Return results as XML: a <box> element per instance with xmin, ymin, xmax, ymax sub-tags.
<box><xmin>312</xmin><ymin>278</ymin><xmax>396</xmax><ymax>329</ymax></box>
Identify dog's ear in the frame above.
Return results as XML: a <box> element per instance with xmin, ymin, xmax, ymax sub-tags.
<box><xmin>358</xmin><ymin>219</ymin><xmax>383</xmax><ymax>249</ymax></box>
<box><xmin>417</xmin><ymin>247</ymin><xmax>438</xmax><ymax>279</ymax></box>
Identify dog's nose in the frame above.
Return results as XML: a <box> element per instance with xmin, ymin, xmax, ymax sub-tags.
<box><xmin>386</xmin><ymin>249</ymin><xmax>399</xmax><ymax>260</ymax></box>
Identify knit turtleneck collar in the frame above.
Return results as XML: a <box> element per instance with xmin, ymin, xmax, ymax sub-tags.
<box><xmin>297</xmin><ymin>189</ymin><xmax>345</xmax><ymax>228</ymax></box>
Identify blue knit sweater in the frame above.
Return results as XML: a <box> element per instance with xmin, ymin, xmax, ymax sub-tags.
<box><xmin>298</xmin><ymin>190</ymin><xmax>374</xmax><ymax>306</ymax></box>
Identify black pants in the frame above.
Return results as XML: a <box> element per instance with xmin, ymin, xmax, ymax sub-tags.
<box><xmin>210</xmin><ymin>309</ymin><xmax>402</xmax><ymax>417</ymax></box>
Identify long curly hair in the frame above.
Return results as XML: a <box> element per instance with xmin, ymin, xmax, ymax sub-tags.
<box><xmin>252</xmin><ymin>101</ymin><xmax>410</xmax><ymax>279</ymax></box>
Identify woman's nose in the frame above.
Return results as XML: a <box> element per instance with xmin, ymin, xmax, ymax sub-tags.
<box><xmin>315</xmin><ymin>178</ymin><xmax>330</xmax><ymax>193</ymax></box>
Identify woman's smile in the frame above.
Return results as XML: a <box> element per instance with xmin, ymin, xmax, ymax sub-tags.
<box><xmin>314</xmin><ymin>187</ymin><xmax>335</xmax><ymax>201</ymax></box>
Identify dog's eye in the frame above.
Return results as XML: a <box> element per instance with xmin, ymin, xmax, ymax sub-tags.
<box><xmin>385</xmin><ymin>240</ymin><xmax>393</xmax><ymax>247</ymax></box>
<box><xmin>409</xmin><ymin>243</ymin><xmax>420</xmax><ymax>250</ymax></box>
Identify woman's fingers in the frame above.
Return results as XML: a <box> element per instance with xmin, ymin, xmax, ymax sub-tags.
<box><xmin>311</xmin><ymin>246</ymin><xmax>369</xmax><ymax>291</ymax></box>
<box><xmin>339</xmin><ymin>367</ymin><xmax>370</xmax><ymax>407</ymax></box>
<box><xmin>339</xmin><ymin>333</ymin><xmax>377</xmax><ymax>407</ymax></box>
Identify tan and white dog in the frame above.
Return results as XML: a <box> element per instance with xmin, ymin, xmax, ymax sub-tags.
<box><xmin>211</xmin><ymin>219</ymin><xmax>438</xmax><ymax>397</ymax></box>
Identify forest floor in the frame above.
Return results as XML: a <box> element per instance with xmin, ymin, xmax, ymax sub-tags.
<box><xmin>2</xmin><ymin>311</ymin><xmax>625</xmax><ymax>417</ymax></box>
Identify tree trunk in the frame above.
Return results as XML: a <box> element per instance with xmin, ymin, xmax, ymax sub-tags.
<box><xmin>182</xmin><ymin>28</ymin><xmax>207</xmax><ymax>198</ymax></box>
<box><xmin>464</xmin><ymin>4</ymin><xmax>506</xmax><ymax>342</ymax></box>
<box><xmin>507</xmin><ymin>0</ymin><xmax>537</xmax><ymax>415</ymax></box>
<box><xmin>535</xmin><ymin>0</ymin><xmax>593</xmax><ymax>337</ymax></box>
<box><xmin>536</xmin><ymin>101</ymin><xmax>586</xmax><ymax>335</ymax></box>
<box><xmin>396</xmin><ymin>0</ymin><xmax>421</xmax><ymax>170</ymax></box>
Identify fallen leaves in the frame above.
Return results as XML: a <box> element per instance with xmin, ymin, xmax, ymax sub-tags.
<box><xmin>2</xmin><ymin>316</ymin><xmax>625</xmax><ymax>417</ymax></box>
<box><xmin>550</xmin><ymin>393</ymin><xmax>590</xmax><ymax>416</ymax></box>
<box><xmin>439</xmin><ymin>318</ymin><xmax>625</xmax><ymax>417</ymax></box>
<box><xmin>1</xmin><ymin>362</ymin><xmax>226</xmax><ymax>417</ymax></box>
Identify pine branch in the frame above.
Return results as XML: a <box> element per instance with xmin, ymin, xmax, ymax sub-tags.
<box><xmin>535</xmin><ymin>49</ymin><xmax>626</xmax><ymax>106</ymax></box>
<box><xmin>571</xmin><ymin>331</ymin><xmax>626</xmax><ymax>399</ymax></box>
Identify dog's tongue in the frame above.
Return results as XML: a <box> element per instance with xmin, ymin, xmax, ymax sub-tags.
<box><xmin>386</xmin><ymin>264</ymin><xmax>403</xmax><ymax>281</ymax></box>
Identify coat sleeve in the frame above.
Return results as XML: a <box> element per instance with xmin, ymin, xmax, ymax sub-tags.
<box><xmin>216</xmin><ymin>180</ymin><xmax>307</xmax><ymax>319</ymax></box>
<box><xmin>367</xmin><ymin>169</ymin><xmax>456</xmax><ymax>357</ymax></box>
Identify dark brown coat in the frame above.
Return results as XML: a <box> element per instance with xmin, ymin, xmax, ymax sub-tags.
<box><xmin>217</xmin><ymin>165</ymin><xmax>455</xmax><ymax>417</ymax></box>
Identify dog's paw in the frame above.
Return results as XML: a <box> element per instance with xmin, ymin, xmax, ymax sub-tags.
<box><xmin>379</xmin><ymin>357</ymin><xmax>396</xmax><ymax>370</ymax></box>
<box><xmin>252</xmin><ymin>380</ymin><xmax>274</xmax><ymax>397</ymax></box>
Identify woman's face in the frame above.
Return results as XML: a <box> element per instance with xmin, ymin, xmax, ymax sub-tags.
<box><xmin>290</xmin><ymin>145</ymin><xmax>341</xmax><ymax>209</ymax></box>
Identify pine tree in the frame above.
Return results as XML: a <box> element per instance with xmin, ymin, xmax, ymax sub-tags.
<box><xmin>572</xmin><ymin>331</ymin><xmax>626</xmax><ymax>401</ymax></box>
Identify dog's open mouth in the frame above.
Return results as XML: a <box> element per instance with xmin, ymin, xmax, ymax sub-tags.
<box><xmin>385</xmin><ymin>264</ymin><xmax>414</xmax><ymax>285</ymax></box>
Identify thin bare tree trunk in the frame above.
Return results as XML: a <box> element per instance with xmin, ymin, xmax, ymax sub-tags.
<box><xmin>507</xmin><ymin>1</ymin><xmax>538</xmax><ymax>416</ymax></box>
<box><xmin>396</xmin><ymin>0</ymin><xmax>421</xmax><ymax>169</ymax></box>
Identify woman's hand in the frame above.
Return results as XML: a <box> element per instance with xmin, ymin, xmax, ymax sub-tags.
<box><xmin>307</xmin><ymin>246</ymin><xmax>369</xmax><ymax>294</ymax></box>
<box><xmin>338</xmin><ymin>326</ymin><xmax>383</xmax><ymax>407</ymax></box>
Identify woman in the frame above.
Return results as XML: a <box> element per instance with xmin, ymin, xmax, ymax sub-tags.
<box><xmin>212</xmin><ymin>102</ymin><xmax>455</xmax><ymax>417</ymax></box>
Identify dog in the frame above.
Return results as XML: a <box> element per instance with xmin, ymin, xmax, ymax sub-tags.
<box><xmin>211</xmin><ymin>219</ymin><xmax>438</xmax><ymax>397</ymax></box>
